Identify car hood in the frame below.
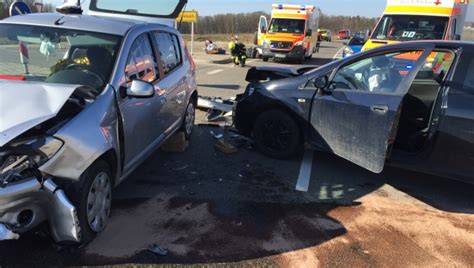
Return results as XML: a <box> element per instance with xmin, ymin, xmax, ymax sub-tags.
<box><xmin>0</xmin><ymin>81</ymin><xmax>78</xmax><ymax>147</ymax></box>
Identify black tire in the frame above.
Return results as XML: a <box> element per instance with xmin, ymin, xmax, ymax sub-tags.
<box><xmin>252</xmin><ymin>109</ymin><xmax>302</xmax><ymax>159</ymax></box>
<box><xmin>262</xmin><ymin>56</ymin><xmax>269</xmax><ymax>62</ymax></box>
<box><xmin>180</xmin><ymin>100</ymin><xmax>196</xmax><ymax>140</ymax></box>
<box><xmin>66</xmin><ymin>160</ymin><xmax>112</xmax><ymax>246</ymax></box>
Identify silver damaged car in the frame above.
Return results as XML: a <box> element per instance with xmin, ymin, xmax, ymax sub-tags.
<box><xmin>0</xmin><ymin>0</ymin><xmax>196</xmax><ymax>244</ymax></box>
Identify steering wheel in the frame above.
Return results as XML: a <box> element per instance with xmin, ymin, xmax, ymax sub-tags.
<box><xmin>65</xmin><ymin>64</ymin><xmax>104</xmax><ymax>86</ymax></box>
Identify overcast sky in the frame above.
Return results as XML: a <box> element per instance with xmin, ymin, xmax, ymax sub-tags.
<box><xmin>45</xmin><ymin>0</ymin><xmax>474</xmax><ymax>19</ymax></box>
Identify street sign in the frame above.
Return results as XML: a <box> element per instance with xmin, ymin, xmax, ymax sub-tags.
<box><xmin>9</xmin><ymin>1</ymin><xmax>32</xmax><ymax>16</ymax></box>
<box><xmin>176</xmin><ymin>11</ymin><xmax>198</xmax><ymax>22</ymax></box>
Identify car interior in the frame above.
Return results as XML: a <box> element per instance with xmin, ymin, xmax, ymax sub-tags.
<box><xmin>393</xmin><ymin>50</ymin><xmax>454</xmax><ymax>152</ymax></box>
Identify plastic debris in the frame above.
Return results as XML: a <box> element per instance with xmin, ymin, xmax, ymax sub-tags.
<box><xmin>148</xmin><ymin>244</ymin><xmax>169</xmax><ymax>256</ymax></box>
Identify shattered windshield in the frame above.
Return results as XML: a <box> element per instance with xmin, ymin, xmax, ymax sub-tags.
<box><xmin>269</xmin><ymin>19</ymin><xmax>306</xmax><ymax>34</ymax></box>
<box><xmin>372</xmin><ymin>15</ymin><xmax>448</xmax><ymax>41</ymax></box>
<box><xmin>0</xmin><ymin>24</ymin><xmax>121</xmax><ymax>90</ymax></box>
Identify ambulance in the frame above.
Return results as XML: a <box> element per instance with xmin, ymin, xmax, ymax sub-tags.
<box><xmin>256</xmin><ymin>4</ymin><xmax>321</xmax><ymax>64</ymax></box>
<box><xmin>362</xmin><ymin>0</ymin><xmax>470</xmax><ymax>51</ymax></box>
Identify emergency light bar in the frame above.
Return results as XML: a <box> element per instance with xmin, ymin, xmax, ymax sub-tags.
<box><xmin>272</xmin><ymin>4</ymin><xmax>315</xmax><ymax>11</ymax></box>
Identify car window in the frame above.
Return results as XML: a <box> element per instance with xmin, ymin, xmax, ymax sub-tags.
<box><xmin>154</xmin><ymin>32</ymin><xmax>181</xmax><ymax>75</ymax></box>
<box><xmin>453</xmin><ymin>51</ymin><xmax>474</xmax><ymax>93</ymax></box>
<box><xmin>330</xmin><ymin>50</ymin><xmax>423</xmax><ymax>93</ymax></box>
<box><xmin>414</xmin><ymin>51</ymin><xmax>454</xmax><ymax>82</ymax></box>
<box><xmin>125</xmin><ymin>34</ymin><xmax>158</xmax><ymax>83</ymax></box>
<box><xmin>171</xmin><ymin>34</ymin><xmax>182</xmax><ymax>65</ymax></box>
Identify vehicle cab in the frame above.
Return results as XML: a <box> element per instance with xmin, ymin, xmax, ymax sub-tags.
<box><xmin>362</xmin><ymin>0</ymin><xmax>470</xmax><ymax>51</ymax></box>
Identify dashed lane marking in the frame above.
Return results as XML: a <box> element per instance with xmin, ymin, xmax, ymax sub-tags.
<box><xmin>207</xmin><ymin>69</ymin><xmax>224</xmax><ymax>75</ymax></box>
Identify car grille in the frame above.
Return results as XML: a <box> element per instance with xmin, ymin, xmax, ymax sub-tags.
<box><xmin>270</xmin><ymin>41</ymin><xmax>293</xmax><ymax>50</ymax></box>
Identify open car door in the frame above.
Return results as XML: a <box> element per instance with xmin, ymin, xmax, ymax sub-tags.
<box><xmin>257</xmin><ymin>15</ymin><xmax>268</xmax><ymax>46</ymax></box>
<box><xmin>310</xmin><ymin>45</ymin><xmax>434</xmax><ymax>173</ymax></box>
<box><xmin>88</xmin><ymin>0</ymin><xmax>187</xmax><ymax>23</ymax></box>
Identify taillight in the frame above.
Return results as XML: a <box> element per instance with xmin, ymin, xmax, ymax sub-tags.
<box><xmin>0</xmin><ymin>75</ymin><xmax>25</xmax><ymax>81</ymax></box>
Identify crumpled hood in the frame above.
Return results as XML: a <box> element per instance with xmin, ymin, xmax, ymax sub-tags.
<box><xmin>0</xmin><ymin>80</ymin><xmax>79</xmax><ymax>147</ymax></box>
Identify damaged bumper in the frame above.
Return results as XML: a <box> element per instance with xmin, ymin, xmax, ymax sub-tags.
<box><xmin>0</xmin><ymin>178</ymin><xmax>80</xmax><ymax>242</ymax></box>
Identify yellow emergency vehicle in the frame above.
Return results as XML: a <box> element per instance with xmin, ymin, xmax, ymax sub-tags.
<box><xmin>256</xmin><ymin>4</ymin><xmax>321</xmax><ymax>64</ymax></box>
<box><xmin>362</xmin><ymin>0</ymin><xmax>470</xmax><ymax>51</ymax></box>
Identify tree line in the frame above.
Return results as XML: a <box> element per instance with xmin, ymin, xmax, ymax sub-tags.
<box><xmin>177</xmin><ymin>12</ymin><xmax>378</xmax><ymax>35</ymax></box>
<box><xmin>0</xmin><ymin>0</ymin><xmax>54</xmax><ymax>19</ymax></box>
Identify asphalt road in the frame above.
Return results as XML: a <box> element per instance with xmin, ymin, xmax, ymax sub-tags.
<box><xmin>1</xmin><ymin>41</ymin><xmax>474</xmax><ymax>267</ymax></box>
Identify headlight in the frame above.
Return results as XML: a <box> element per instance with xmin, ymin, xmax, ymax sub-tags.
<box><xmin>263</xmin><ymin>40</ymin><xmax>270</xmax><ymax>48</ymax></box>
<box><xmin>295</xmin><ymin>41</ymin><xmax>305</xmax><ymax>47</ymax></box>
<box><xmin>18</xmin><ymin>137</ymin><xmax>63</xmax><ymax>165</ymax></box>
<box><xmin>0</xmin><ymin>137</ymin><xmax>63</xmax><ymax>187</ymax></box>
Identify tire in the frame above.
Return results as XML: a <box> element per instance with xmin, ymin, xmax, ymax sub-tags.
<box><xmin>262</xmin><ymin>56</ymin><xmax>269</xmax><ymax>62</ymax></box>
<box><xmin>240</xmin><ymin>58</ymin><xmax>246</xmax><ymax>67</ymax></box>
<box><xmin>180</xmin><ymin>100</ymin><xmax>196</xmax><ymax>140</ymax></box>
<box><xmin>66</xmin><ymin>160</ymin><xmax>113</xmax><ymax>245</ymax></box>
<box><xmin>252</xmin><ymin>109</ymin><xmax>302</xmax><ymax>159</ymax></box>
<box><xmin>297</xmin><ymin>54</ymin><xmax>305</xmax><ymax>64</ymax></box>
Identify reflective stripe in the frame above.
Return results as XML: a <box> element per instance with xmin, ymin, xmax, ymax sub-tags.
<box><xmin>385</xmin><ymin>6</ymin><xmax>454</xmax><ymax>15</ymax></box>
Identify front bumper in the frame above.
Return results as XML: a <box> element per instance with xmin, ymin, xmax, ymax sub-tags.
<box><xmin>262</xmin><ymin>45</ymin><xmax>305</xmax><ymax>60</ymax></box>
<box><xmin>0</xmin><ymin>178</ymin><xmax>81</xmax><ymax>242</ymax></box>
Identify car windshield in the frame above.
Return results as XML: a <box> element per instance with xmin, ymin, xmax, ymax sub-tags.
<box><xmin>269</xmin><ymin>18</ymin><xmax>305</xmax><ymax>34</ymax></box>
<box><xmin>349</xmin><ymin>38</ymin><xmax>365</xmax><ymax>46</ymax></box>
<box><xmin>372</xmin><ymin>15</ymin><xmax>448</xmax><ymax>41</ymax></box>
<box><xmin>0</xmin><ymin>24</ymin><xmax>121</xmax><ymax>91</ymax></box>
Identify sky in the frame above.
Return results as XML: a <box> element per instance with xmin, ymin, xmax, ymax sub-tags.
<box><xmin>45</xmin><ymin>0</ymin><xmax>474</xmax><ymax>19</ymax></box>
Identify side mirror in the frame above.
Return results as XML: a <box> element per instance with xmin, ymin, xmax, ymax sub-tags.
<box><xmin>313</xmin><ymin>75</ymin><xmax>329</xmax><ymax>90</ymax></box>
<box><xmin>261</xmin><ymin>27</ymin><xmax>267</xmax><ymax>34</ymax></box>
<box><xmin>126</xmin><ymin>80</ymin><xmax>155</xmax><ymax>98</ymax></box>
<box><xmin>306</xmin><ymin>29</ymin><xmax>313</xmax><ymax>37</ymax></box>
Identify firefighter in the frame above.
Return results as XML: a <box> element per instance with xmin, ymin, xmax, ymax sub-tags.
<box><xmin>228</xmin><ymin>35</ymin><xmax>238</xmax><ymax>64</ymax></box>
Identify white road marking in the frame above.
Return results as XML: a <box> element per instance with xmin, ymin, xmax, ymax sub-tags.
<box><xmin>333</xmin><ymin>47</ymin><xmax>345</xmax><ymax>60</ymax></box>
<box><xmin>207</xmin><ymin>69</ymin><xmax>224</xmax><ymax>75</ymax></box>
<box><xmin>295</xmin><ymin>150</ymin><xmax>314</xmax><ymax>192</ymax></box>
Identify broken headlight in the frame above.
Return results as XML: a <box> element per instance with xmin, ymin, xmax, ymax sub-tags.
<box><xmin>0</xmin><ymin>137</ymin><xmax>63</xmax><ymax>187</ymax></box>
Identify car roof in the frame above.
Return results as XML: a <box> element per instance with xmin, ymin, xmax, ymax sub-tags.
<box><xmin>0</xmin><ymin>13</ymin><xmax>156</xmax><ymax>36</ymax></box>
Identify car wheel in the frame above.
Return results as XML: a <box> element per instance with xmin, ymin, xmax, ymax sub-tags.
<box><xmin>67</xmin><ymin>160</ymin><xmax>112</xmax><ymax>245</ymax></box>
<box><xmin>181</xmin><ymin>100</ymin><xmax>196</xmax><ymax>140</ymax></box>
<box><xmin>252</xmin><ymin>109</ymin><xmax>302</xmax><ymax>159</ymax></box>
<box><xmin>262</xmin><ymin>56</ymin><xmax>269</xmax><ymax>62</ymax></box>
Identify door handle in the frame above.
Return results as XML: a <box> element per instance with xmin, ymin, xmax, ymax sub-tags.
<box><xmin>371</xmin><ymin>105</ymin><xmax>389</xmax><ymax>114</ymax></box>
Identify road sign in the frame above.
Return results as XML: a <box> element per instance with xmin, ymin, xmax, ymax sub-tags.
<box><xmin>176</xmin><ymin>11</ymin><xmax>198</xmax><ymax>23</ymax></box>
<box><xmin>9</xmin><ymin>1</ymin><xmax>32</xmax><ymax>16</ymax></box>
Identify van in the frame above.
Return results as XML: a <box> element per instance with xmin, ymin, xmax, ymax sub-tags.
<box><xmin>256</xmin><ymin>4</ymin><xmax>321</xmax><ymax>64</ymax></box>
<box><xmin>362</xmin><ymin>0</ymin><xmax>470</xmax><ymax>51</ymax></box>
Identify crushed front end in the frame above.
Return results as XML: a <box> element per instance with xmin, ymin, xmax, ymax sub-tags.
<box><xmin>0</xmin><ymin>138</ymin><xmax>81</xmax><ymax>242</ymax></box>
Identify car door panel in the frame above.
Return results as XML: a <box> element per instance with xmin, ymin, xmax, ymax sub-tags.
<box><xmin>310</xmin><ymin>47</ymin><xmax>433</xmax><ymax>173</ymax></box>
<box><xmin>118</xmin><ymin>33</ymin><xmax>164</xmax><ymax>171</ymax></box>
<box><xmin>153</xmin><ymin>32</ymin><xmax>186</xmax><ymax>131</ymax></box>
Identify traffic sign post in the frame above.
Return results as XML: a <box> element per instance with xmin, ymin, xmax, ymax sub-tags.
<box><xmin>10</xmin><ymin>1</ymin><xmax>32</xmax><ymax>75</ymax></box>
<box><xmin>176</xmin><ymin>11</ymin><xmax>199</xmax><ymax>55</ymax></box>
<box><xmin>9</xmin><ymin>1</ymin><xmax>32</xmax><ymax>17</ymax></box>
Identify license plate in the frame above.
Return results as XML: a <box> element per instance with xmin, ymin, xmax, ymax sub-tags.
<box><xmin>275</xmin><ymin>53</ymin><xmax>286</xmax><ymax>58</ymax></box>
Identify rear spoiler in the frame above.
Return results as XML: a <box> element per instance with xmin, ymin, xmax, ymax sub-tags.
<box><xmin>89</xmin><ymin>0</ymin><xmax>187</xmax><ymax>19</ymax></box>
<box><xmin>245</xmin><ymin>66</ymin><xmax>315</xmax><ymax>83</ymax></box>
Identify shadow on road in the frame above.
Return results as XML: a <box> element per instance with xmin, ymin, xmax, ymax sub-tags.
<box><xmin>1</xmin><ymin>125</ymin><xmax>472</xmax><ymax>266</ymax></box>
